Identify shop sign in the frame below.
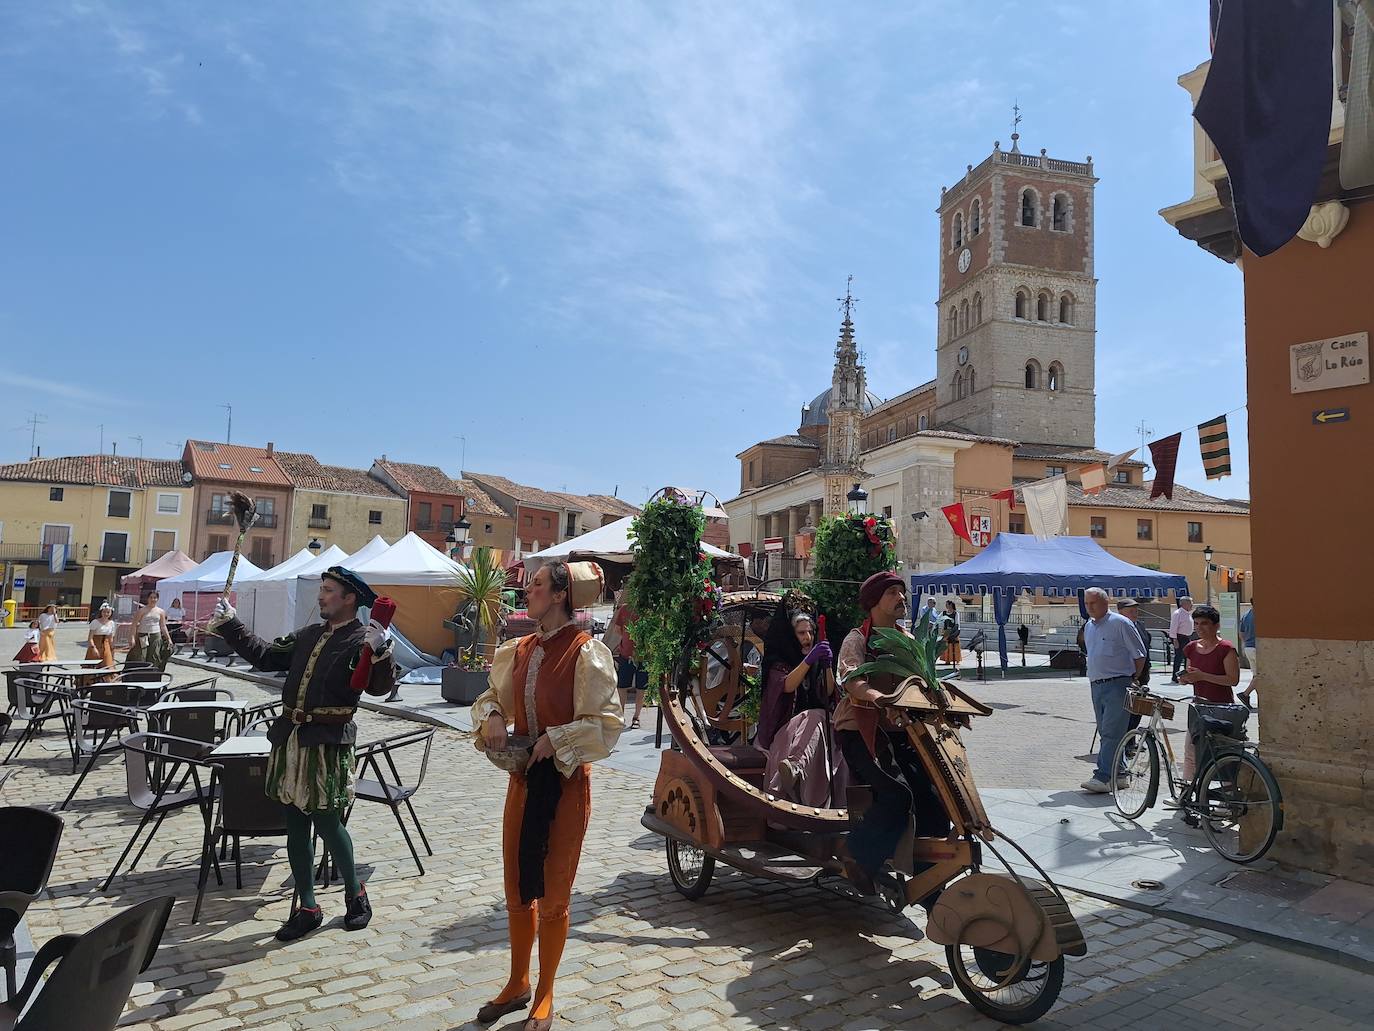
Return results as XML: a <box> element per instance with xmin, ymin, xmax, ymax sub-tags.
<box><xmin>1290</xmin><ymin>331</ymin><xmax>1368</xmax><ymax>394</ymax></box>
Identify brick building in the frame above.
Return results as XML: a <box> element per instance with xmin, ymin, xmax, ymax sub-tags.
<box><xmin>274</xmin><ymin>451</ymin><xmax>407</xmax><ymax>555</ymax></box>
<box><xmin>182</xmin><ymin>441</ymin><xmax>292</xmax><ymax>568</ymax></box>
<box><xmin>463</xmin><ymin>472</ymin><xmax>571</xmax><ymax>559</ymax></box>
<box><xmin>368</xmin><ymin>459</ymin><xmax>469</xmax><ymax>555</ymax></box>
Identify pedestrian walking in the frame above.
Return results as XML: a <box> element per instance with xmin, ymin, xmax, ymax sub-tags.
<box><xmin>1169</xmin><ymin>595</ymin><xmax>1195</xmax><ymax>682</ymax></box>
<box><xmin>1239</xmin><ymin>601</ymin><xmax>1257</xmax><ymax>674</ymax></box>
<box><xmin>37</xmin><ymin>604</ymin><xmax>59</xmax><ymax>661</ymax></box>
<box><xmin>12</xmin><ymin>619</ymin><xmax>41</xmax><ymax>663</ymax></box>
<box><xmin>605</xmin><ymin>590</ymin><xmax>646</xmax><ymax>730</ymax></box>
<box><xmin>85</xmin><ymin>602</ymin><xmax>118</xmax><ymax>670</ymax></box>
<box><xmin>1081</xmin><ymin>587</ymin><xmax>1147</xmax><ymax>793</ymax></box>
<box><xmin>129</xmin><ymin>591</ymin><xmax>173</xmax><ymax>671</ymax></box>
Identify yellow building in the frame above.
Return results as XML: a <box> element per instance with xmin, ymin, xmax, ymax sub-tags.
<box><xmin>275</xmin><ymin>452</ymin><xmax>408</xmax><ymax>555</ymax></box>
<box><xmin>0</xmin><ymin>455</ymin><xmax>194</xmax><ymax>609</ymax></box>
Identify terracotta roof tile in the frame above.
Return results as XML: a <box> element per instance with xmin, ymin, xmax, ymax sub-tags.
<box><xmin>1038</xmin><ymin>478</ymin><xmax>1251</xmax><ymax>515</ymax></box>
<box><xmin>463</xmin><ymin>472</ymin><xmax>566</xmax><ymax>510</ymax></box>
<box><xmin>1014</xmin><ymin>444</ymin><xmax>1146</xmax><ymax>468</ymax></box>
<box><xmin>553</xmin><ymin>491</ymin><xmax>641</xmax><ymax>521</ymax></box>
<box><xmin>0</xmin><ymin>455</ymin><xmax>187</xmax><ymax>489</ymax></box>
<box><xmin>277</xmin><ymin>452</ymin><xmax>403</xmax><ymax>498</ymax></box>
<box><xmin>453</xmin><ymin>478</ymin><xmax>508</xmax><ymax>518</ymax></box>
<box><xmin>372</xmin><ymin>460</ymin><xmax>464</xmax><ymax>496</ymax></box>
<box><xmin>182</xmin><ymin>440</ymin><xmax>292</xmax><ymax>487</ymax></box>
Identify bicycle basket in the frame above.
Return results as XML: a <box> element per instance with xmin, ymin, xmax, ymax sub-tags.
<box><xmin>1126</xmin><ymin>693</ymin><xmax>1175</xmax><ymax>720</ymax></box>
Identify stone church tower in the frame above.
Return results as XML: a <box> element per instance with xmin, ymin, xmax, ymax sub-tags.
<box><xmin>933</xmin><ymin>136</ymin><xmax>1098</xmax><ymax>446</ymax></box>
<box><xmin>821</xmin><ymin>281</ymin><xmax>868</xmax><ymax>516</ymax></box>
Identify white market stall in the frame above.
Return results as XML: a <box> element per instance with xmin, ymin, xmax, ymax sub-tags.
<box><xmin>288</xmin><ymin>536</ymin><xmax>391</xmax><ymax>637</ymax></box>
<box><xmin>155</xmin><ymin>551</ymin><xmax>266</xmax><ymax>629</ymax></box>
<box><xmin>350</xmin><ymin>532</ymin><xmax>466</xmax><ymax>657</ymax></box>
<box><xmin>238</xmin><ymin>548</ymin><xmax>333</xmax><ymax>640</ymax></box>
<box><xmin>523</xmin><ymin>515</ymin><xmax>742</xmax><ymax>575</ymax></box>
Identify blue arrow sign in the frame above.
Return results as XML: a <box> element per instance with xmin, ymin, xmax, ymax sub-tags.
<box><xmin>1312</xmin><ymin>407</ymin><xmax>1351</xmax><ymax>425</ymax></box>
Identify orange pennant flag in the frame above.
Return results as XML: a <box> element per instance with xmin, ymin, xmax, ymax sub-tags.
<box><xmin>1080</xmin><ymin>463</ymin><xmax>1107</xmax><ymax>495</ymax></box>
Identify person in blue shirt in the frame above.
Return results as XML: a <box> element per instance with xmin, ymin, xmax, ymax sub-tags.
<box><xmin>1239</xmin><ymin>603</ymin><xmax>1257</xmax><ymax>675</ymax></box>
<box><xmin>1080</xmin><ymin>587</ymin><xmax>1147</xmax><ymax>793</ymax></box>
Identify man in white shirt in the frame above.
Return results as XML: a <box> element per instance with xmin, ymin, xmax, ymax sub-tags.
<box><xmin>1169</xmin><ymin>596</ymin><xmax>1195</xmax><ymax>683</ymax></box>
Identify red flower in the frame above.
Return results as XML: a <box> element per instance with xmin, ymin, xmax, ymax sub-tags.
<box><xmin>864</xmin><ymin>517</ymin><xmax>876</xmax><ymax>528</ymax></box>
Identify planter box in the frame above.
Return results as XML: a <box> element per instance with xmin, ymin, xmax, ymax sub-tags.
<box><xmin>442</xmin><ymin>667</ymin><xmax>489</xmax><ymax>705</ymax></box>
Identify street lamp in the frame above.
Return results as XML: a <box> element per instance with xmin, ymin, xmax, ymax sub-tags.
<box><xmin>308</xmin><ymin>538</ymin><xmax>322</xmax><ymax>554</ymax></box>
<box><xmin>1203</xmin><ymin>544</ymin><xmax>1214</xmax><ymax>604</ymax></box>
<box><xmin>449</xmin><ymin>515</ymin><xmax>472</xmax><ymax>562</ymax></box>
<box><xmin>847</xmin><ymin>482</ymin><xmax>868</xmax><ymax>516</ymax></box>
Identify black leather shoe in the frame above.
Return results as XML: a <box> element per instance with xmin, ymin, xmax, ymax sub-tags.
<box><xmin>344</xmin><ymin>888</ymin><xmax>372</xmax><ymax>931</ymax></box>
<box><xmin>275</xmin><ymin>906</ymin><xmax>323</xmax><ymax>942</ymax></box>
<box><xmin>476</xmin><ymin>992</ymin><xmax>531</xmax><ymax>1024</ymax></box>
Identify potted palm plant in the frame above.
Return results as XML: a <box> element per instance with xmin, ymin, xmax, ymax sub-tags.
<box><xmin>442</xmin><ymin>546</ymin><xmax>512</xmax><ymax>705</ymax></box>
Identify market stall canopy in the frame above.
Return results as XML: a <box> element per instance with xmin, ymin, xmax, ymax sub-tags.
<box><xmin>909</xmin><ymin>535</ymin><xmax>1189</xmax><ymax>669</ymax></box>
<box><xmin>236</xmin><ymin>548</ymin><xmax>322</xmax><ymax>637</ymax></box>
<box><xmin>267</xmin><ymin>544</ymin><xmax>353</xmax><ymax>642</ymax></box>
<box><xmin>338</xmin><ymin>534</ymin><xmax>392</xmax><ymax>568</ymax></box>
<box><xmin>523</xmin><ymin>515</ymin><xmax>742</xmax><ymax>574</ymax></box>
<box><xmin>350</xmin><ymin>532</ymin><xmax>466</xmax><ymax>655</ymax></box>
<box><xmin>156</xmin><ymin>551</ymin><xmax>266</xmax><ymax>600</ymax></box>
<box><xmin>125</xmin><ymin>550</ymin><xmax>197</xmax><ymax>581</ymax></box>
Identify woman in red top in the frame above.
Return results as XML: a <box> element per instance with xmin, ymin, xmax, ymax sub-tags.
<box><xmin>1178</xmin><ymin>603</ymin><xmax>1244</xmax><ymax>778</ymax></box>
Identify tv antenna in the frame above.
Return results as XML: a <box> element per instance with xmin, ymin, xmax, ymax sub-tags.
<box><xmin>1136</xmin><ymin>419</ymin><xmax>1153</xmax><ymax>472</ymax></box>
<box><xmin>26</xmin><ymin>413</ymin><xmax>47</xmax><ymax>460</ymax></box>
<box><xmin>220</xmin><ymin>403</ymin><xmax>233</xmax><ymax>444</ymax></box>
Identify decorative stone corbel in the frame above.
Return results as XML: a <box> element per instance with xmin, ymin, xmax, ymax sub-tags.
<box><xmin>1296</xmin><ymin>200</ymin><xmax>1350</xmax><ymax>249</ymax></box>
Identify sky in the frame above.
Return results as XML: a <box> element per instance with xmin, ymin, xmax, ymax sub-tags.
<box><xmin>0</xmin><ymin>2</ymin><xmax>1248</xmax><ymax>504</ymax></box>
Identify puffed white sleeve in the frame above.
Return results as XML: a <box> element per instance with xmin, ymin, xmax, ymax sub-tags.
<box><xmin>471</xmin><ymin>639</ymin><xmax>520</xmax><ymax>753</ymax></box>
<box><xmin>546</xmin><ymin>638</ymin><xmax>624</xmax><ymax>776</ymax></box>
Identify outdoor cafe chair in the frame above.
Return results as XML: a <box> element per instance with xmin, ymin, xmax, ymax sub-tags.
<box><xmin>2</xmin><ymin>677</ymin><xmax>74</xmax><ymax>767</ymax></box>
<box><xmin>156</xmin><ymin>678</ymin><xmax>231</xmax><ymax>703</ymax></box>
<box><xmin>149</xmin><ymin>702</ymin><xmax>244</xmax><ymax>758</ymax></box>
<box><xmin>0</xmin><ymin>806</ymin><xmax>63</xmax><ymax>1001</ymax></box>
<box><xmin>0</xmin><ymin>895</ymin><xmax>173</xmax><ymax>1031</ymax></box>
<box><xmin>242</xmin><ymin>699</ymin><xmax>282</xmax><ymax>726</ymax></box>
<box><xmin>60</xmin><ymin>685</ymin><xmax>150</xmax><ymax>810</ymax></box>
<box><xmin>101</xmin><ymin>732</ymin><xmax>218</xmax><ymax>892</ymax></box>
<box><xmin>0</xmin><ymin>717</ymin><xmax>11</xmax><ymax>795</ymax></box>
<box><xmin>240</xmin><ymin>716</ymin><xmax>274</xmax><ymax>737</ymax></box>
<box><xmin>192</xmin><ymin>753</ymin><xmax>291</xmax><ymax>923</ymax></box>
<box><xmin>347</xmin><ymin>727</ymin><xmax>435</xmax><ymax>876</ymax></box>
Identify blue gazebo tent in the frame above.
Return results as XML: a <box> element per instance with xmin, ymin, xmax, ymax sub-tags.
<box><xmin>908</xmin><ymin>535</ymin><xmax>1189</xmax><ymax>670</ymax></box>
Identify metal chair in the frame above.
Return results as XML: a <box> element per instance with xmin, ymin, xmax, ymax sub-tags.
<box><xmin>0</xmin><ymin>806</ymin><xmax>64</xmax><ymax>1001</ymax></box>
<box><xmin>2</xmin><ymin>677</ymin><xmax>73</xmax><ymax>767</ymax></box>
<box><xmin>0</xmin><ymin>895</ymin><xmax>173</xmax><ymax>1031</ymax></box>
<box><xmin>193</xmin><ymin>755</ymin><xmax>291</xmax><ymax>922</ymax></box>
<box><xmin>348</xmin><ymin>728</ymin><xmax>436</xmax><ymax>875</ymax></box>
<box><xmin>150</xmin><ymin>702</ymin><xmax>243</xmax><ymax>758</ymax></box>
<box><xmin>60</xmin><ymin>685</ymin><xmax>149</xmax><ymax>810</ymax></box>
<box><xmin>240</xmin><ymin>716</ymin><xmax>274</xmax><ymax>737</ymax></box>
<box><xmin>242</xmin><ymin>699</ymin><xmax>282</xmax><ymax>727</ymax></box>
<box><xmin>101</xmin><ymin>733</ymin><xmax>218</xmax><ymax>892</ymax></box>
<box><xmin>156</xmin><ymin>678</ymin><xmax>231</xmax><ymax>703</ymax></box>
<box><xmin>0</xmin><ymin>716</ymin><xmax>11</xmax><ymax>795</ymax></box>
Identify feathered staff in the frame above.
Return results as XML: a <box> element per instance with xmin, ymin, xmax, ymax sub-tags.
<box><xmin>221</xmin><ymin>490</ymin><xmax>259</xmax><ymax>599</ymax></box>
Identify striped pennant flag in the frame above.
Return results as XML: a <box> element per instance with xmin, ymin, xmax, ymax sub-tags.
<box><xmin>1198</xmin><ymin>414</ymin><xmax>1232</xmax><ymax>480</ymax></box>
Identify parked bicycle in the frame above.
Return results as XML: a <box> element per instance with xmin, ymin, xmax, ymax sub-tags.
<box><xmin>1111</xmin><ymin>688</ymin><xmax>1282</xmax><ymax>863</ymax></box>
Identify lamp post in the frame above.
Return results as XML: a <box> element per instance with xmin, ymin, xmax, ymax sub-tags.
<box><xmin>1203</xmin><ymin>544</ymin><xmax>1214</xmax><ymax>604</ymax></box>
<box><xmin>847</xmin><ymin>482</ymin><xmax>868</xmax><ymax>516</ymax></box>
<box><xmin>308</xmin><ymin>538</ymin><xmax>322</xmax><ymax>555</ymax></box>
<box><xmin>452</xmin><ymin>515</ymin><xmax>472</xmax><ymax>562</ymax></box>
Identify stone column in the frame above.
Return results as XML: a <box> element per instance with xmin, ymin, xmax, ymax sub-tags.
<box><xmin>786</xmin><ymin>507</ymin><xmax>800</xmax><ymax>555</ymax></box>
<box><xmin>808</xmin><ymin>500</ymin><xmax>823</xmax><ymax>529</ymax></box>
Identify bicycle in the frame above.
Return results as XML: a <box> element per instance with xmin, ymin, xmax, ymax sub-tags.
<box><xmin>1111</xmin><ymin>688</ymin><xmax>1283</xmax><ymax>864</ymax></box>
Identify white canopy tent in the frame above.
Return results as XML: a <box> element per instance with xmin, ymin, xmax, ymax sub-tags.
<box><xmin>523</xmin><ymin>515</ymin><xmax>742</xmax><ymax>574</ymax></box>
<box><xmin>239</xmin><ymin>548</ymin><xmax>332</xmax><ymax>640</ymax></box>
<box><xmin>155</xmin><ymin>551</ymin><xmax>266</xmax><ymax>628</ymax></box>
<box><xmin>349</xmin><ymin>532</ymin><xmax>466</xmax><ymax>656</ymax></box>
<box><xmin>288</xmin><ymin>535</ymin><xmax>392</xmax><ymax>639</ymax></box>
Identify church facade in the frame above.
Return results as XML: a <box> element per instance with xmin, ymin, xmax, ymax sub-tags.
<box><xmin>724</xmin><ymin>139</ymin><xmax>1252</xmax><ymax>599</ymax></box>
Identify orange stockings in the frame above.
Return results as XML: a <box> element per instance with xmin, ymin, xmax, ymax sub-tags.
<box><xmin>493</xmin><ymin>768</ymin><xmax>591</xmax><ymax>1021</ymax></box>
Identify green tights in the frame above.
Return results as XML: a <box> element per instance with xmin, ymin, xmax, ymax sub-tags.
<box><xmin>285</xmin><ymin>807</ymin><xmax>360</xmax><ymax>908</ymax></box>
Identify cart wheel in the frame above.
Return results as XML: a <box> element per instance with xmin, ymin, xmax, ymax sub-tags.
<box><xmin>666</xmin><ymin>837</ymin><xmax>715</xmax><ymax>900</ymax></box>
<box><xmin>947</xmin><ymin>941</ymin><xmax>1063</xmax><ymax>1025</ymax></box>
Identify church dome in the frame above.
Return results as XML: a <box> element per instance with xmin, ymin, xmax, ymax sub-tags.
<box><xmin>799</xmin><ymin>385</ymin><xmax>882</xmax><ymax>427</ymax></box>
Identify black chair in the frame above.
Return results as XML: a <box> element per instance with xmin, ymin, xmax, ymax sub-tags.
<box><xmin>193</xmin><ymin>755</ymin><xmax>290</xmax><ymax>922</ymax></box>
<box><xmin>242</xmin><ymin>700</ymin><xmax>282</xmax><ymax>727</ymax></box>
<box><xmin>150</xmin><ymin>703</ymin><xmax>242</xmax><ymax>759</ymax></box>
<box><xmin>0</xmin><ymin>806</ymin><xmax>64</xmax><ymax>1001</ymax></box>
<box><xmin>2</xmin><ymin>677</ymin><xmax>73</xmax><ymax>767</ymax></box>
<box><xmin>156</xmin><ymin>678</ymin><xmax>231</xmax><ymax>703</ymax></box>
<box><xmin>60</xmin><ymin>685</ymin><xmax>149</xmax><ymax>810</ymax></box>
<box><xmin>102</xmin><ymin>733</ymin><xmax>218</xmax><ymax>892</ymax></box>
<box><xmin>0</xmin><ymin>895</ymin><xmax>174</xmax><ymax>1031</ymax></box>
<box><xmin>348</xmin><ymin>728</ymin><xmax>435</xmax><ymax>875</ymax></box>
<box><xmin>0</xmin><ymin>716</ymin><xmax>11</xmax><ymax>795</ymax></box>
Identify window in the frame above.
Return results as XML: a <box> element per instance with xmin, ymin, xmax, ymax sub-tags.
<box><xmin>49</xmin><ymin>487</ymin><xmax>64</xmax><ymax>502</ymax></box>
<box><xmin>888</xmin><ymin>426</ymin><xmax>897</xmax><ymax>442</ymax></box>
<box><xmin>918</xmin><ymin>413</ymin><xmax>929</xmax><ymax>430</ymax></box>
<box><xmin>1020</xmin><ymin>188</ymin><xmax>1037</xmax><ymax>227</ymax></box>
<box><xmin>973</xmin><ymin>292</ymin><xmax>983</xmax><ymax>324</ymax></box>
<box><xmin>1014</xmin><ymin>289</ymin><xmax>1029</xmax><ymax>319</ymax></box>
<box><xmin>417</xmin><ymin>501</ymin><xmax>432</xmax><ymax>528</ymax></box>
<box><xmin>1048</xmin><ymin>362</ymin><xmax>1063</xmax><ymax>391</ymax></box>
<box><xmin>208</xmin><ymin>533</ymin><xmax>229</xmax><ymax>553</ymax></box>
<box><xmin>1188</xmin><ymin>521</ymin><xmax>1204</xmax><ymax>544</ymax></box>
<box><xmin>150</xmin><ymin>529</ymin><xmax>176</xmax><ymax>559</ymax></box>
<box><xmin>524</xmin><ymin>514</ymin><xmax>534</xmax><ymax>527</ymax></box>
<box><xmin>1090</xmin><ymin>517</ymin><xmax>1107</xmax><ymax>539</ymax></box>
<box><xmin>249</xmin><ymin>537</ymin><xmax>273</xmax><ymax>566</ymax></box>
<box><xmin>256</xmin><ymin>497</ymin><xmax>275</xmax><ymax>516</ymax></box>
<box><xmin>953</xmin><ymin>212</ymin><xmax>963</xmax><ymax>248</ymax></box>
<box><xmin>1036</xmin><ymin>292</ymin><xmax>1049</xmax><ymax>322</ymax></box>
<box><xmin>1059</xmin><ymin>295</ymin><xmax>1073</xmax><ymax>324</ymax></box>
<box><xmin>1008</xmin><ymin>514</ymin><xmax>1026</xmax><ymax>534</ymax></box>
<box><xmin>368</xmin><ymin>509</ymin><xmax>382</xmax><ymax>525</ymax></box>
<box><xmin>1052</xmin><ymin>194</ymin><xmax>1067</xmax><ymax>231</ymax></box>
<box><xmin>484</xmin><ymin>523</ymin><xmax>494</xmax><ymax>534</ymax></box>
<box><xmin>565</xmin><ymin>514</ymin><xmax>578</xmax><ymax>537</ymax></box>
<box><xmin>971</xmin><ymin>198</ymin><xmax>981</xmax><ymax>234</ymax></box>
<box><xmin>960</xmin><ymin>299</ymin><xmax>969</xmax><ymax>332</ymax></box>
<box><xmin>441</xmin><ymin>504</ymin><xmax>455</xmax><ymax>525</ymax></box>
<box><xmin>100</xmin><ymin>531</ymin><xmax>128</xmax><ymax>563</ymax></box>
<box><xmin>211</xmin><ymin>493</ymin><xmax>226</xmax><ymax>514</ymax></box>
<box><xmin>311</xmin><ymin>503</ymin><xmax>328</xmax><ymax>520</ymax></box>
<box><xmin>1137</xmin><ymin>519</ymin><xmax>1153</xmax><ymax>541</ymax></box>
<box><xmin>1047</xmin><ymin>465</ymin><xmax>1066</xmax><ymax>477</ymax></box>
<box><xmin>1114</xmin><ymin>470</ymin><xmax>1131</xmax><ymax>484</ymax></box>
<box><xmin>156</xmin><ymin>493</ymin><xmax>180</xmax><ymax>514</ymax></box>
<box><xmin>954</xmin><ymin>371</ymin><xmax>964</xmax><ymax>400</ymax></box>
<box><xmin>968</xmin><ymin>367</ymin><xmax>976</xmax><ymax>393</ymax></box>
<box><xmin>107</xmin><ymin>490</ymin><xmax>132</xmax><ymax>518</ymax></box>
<box><xmin>249</xmin><ymin>466</ymin><xmax>263</xmax><ymax>474</ymax></box>
<box><xmin>748</xmin><ymin>459</ymin><xmax>755</xmax><ymax>481</ymax></box>
<box><xmin>948</xmin><ymin>306</ymin><xmax>958</xmax><ymax>340</ymax></box>
<box><xmin>541</xmin><ymin>516</ymin><xmax>552</xmax><ymax>530</ymax></box>
<box><xmin>1024</xmin><ymin>359</ymin><xmax>1040</xmax><ymax>389</ymax></box>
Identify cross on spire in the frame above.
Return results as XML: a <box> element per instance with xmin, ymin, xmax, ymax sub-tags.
<box><xmin>837</xmin><ymin>274</ymin><xmax>858</xmax><ymax>322</ymax></box>
<box><xmin>1012</xmin><ymin>100</ymin><xmax>1022</xmax><ymax>136</ymax></box>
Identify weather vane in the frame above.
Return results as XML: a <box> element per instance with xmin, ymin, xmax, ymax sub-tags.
<box><xmin>838</xmin><ymin>274</ymin><xmax>858</xmax><ymax>320</ymax></box>
<box><xmin>1012</xmin><ymin>101</ymin><xmax>1022</xmax><ymax>136</ymax></box>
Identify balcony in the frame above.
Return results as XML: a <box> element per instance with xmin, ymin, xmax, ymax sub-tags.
<box><xmin>415</xmin><ymin>519</ymin><xmax>457</xmax><ymax>533</ymax></box>
<box><xmin>206</xmin><ymin>508</ymin><xmax>277</xmax><ymax>529</ymax></box>
<box><xmin>0</xmin><ymin>543</ymin><xmax>82</xmax><ymax>567</ymax></box>
<box><xmin>96</xmin><ymin>547</ymin><xmax>130</xmax><ymax>564</ymax></box>
<box><xmin>308</xmin><ymin>516</ymin><xmax>332</xmax><ymax>529</ymax></box>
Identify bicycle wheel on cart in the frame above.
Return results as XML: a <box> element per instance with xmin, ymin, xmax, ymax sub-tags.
<box><xmin>946</xmin><ymin>943</ymin><xmax>1065</xmax><ymax>1025</ymax></box>
<box><xmin>666</xmin><ymin>837</ymin><xmax>715</xmax><ymax>899</ymax></box>
<box><xmin>1111</xmin><ymin>728</ymin><xmax>1158</xmax><ymax>819</ymax></box>
<box><xmin>1197</xmin><ymin>750</ymin><xmax>1283</xmax><ymax>863</ymax></box>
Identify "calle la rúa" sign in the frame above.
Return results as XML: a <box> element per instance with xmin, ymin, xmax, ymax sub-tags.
<box><xmin>1290</xmin><ymin>331</ymin><xmax>1369</xmax><ymax>395</ymax></box>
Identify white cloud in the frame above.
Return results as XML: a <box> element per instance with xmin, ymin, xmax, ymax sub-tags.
<box><xmin>0</xmin><ymin>372</ymin><xmax>108</xmax><ymax>403</ymax></box>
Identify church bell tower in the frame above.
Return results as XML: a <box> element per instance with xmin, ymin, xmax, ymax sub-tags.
<box><xmin>822</xmin><ymin>278</ymin><xmax>868</xmax><ymax>516</ymax></box>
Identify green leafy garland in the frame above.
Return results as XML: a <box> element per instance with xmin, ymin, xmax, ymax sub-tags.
<box><xmin>625</xmin><ymin>494</ymin><xmax>724</xmax><ymax>700</ymax></box>
<box><xmin>806</xmin><ymin>512</ymin><xmax>898</xmax><ymax>647</ymax></box>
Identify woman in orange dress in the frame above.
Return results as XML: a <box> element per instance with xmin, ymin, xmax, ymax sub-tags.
<box><xmin>37</xmin><ymin>604</ymin><xmax>60</xmax><ymax>661</ymax></box>
<box><xmin>84</xmin><ymin>602</ymin><xmax>118</xmax><ymax>671</ymax></box>
<box><xmin>472</xmin><ymin>560</ymin><xmax>622</xmax><ymax>1031</ymax></box>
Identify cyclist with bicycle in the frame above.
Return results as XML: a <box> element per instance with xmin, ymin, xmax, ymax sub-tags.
<box><xmin>1178</xmin><ymin>603</ymin><xmax>1246</xmax><ymax>779</ymax></box>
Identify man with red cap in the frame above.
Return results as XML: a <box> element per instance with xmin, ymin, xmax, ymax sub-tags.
<box><xmin>834</xmin><ymin>570</ymin><xmax>951</xmax><ymax>894</ymax></box>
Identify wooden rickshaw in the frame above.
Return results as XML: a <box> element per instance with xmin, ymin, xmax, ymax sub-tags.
<box><xmin>641</xmin><ymin>591</ymin><xmax>1087</xmax><ymax>1024</ymax></box>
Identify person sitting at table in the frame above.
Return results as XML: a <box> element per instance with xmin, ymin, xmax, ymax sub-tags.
<box><xmin>129</xmin><ymin>591</ymin><xmax>174</xmax><ymax>671</ymax></box>
<box><xmin>209</xmin><ymin>567</ymin><xmax>398</xmax><ymax>942</ymax></box>
<box><xmin>12</xmin><ymin>619</ymin><xmax>41</xmax><ymax>663</ymax></box>
<box><xmin>37</xmin><ymin>604</ymin><xmax>59</xmax><ymax>661</ymax></box>
<box><xmin>85</xmin><ymin>602</ymin><xmax>118</xmax><ymax>672</ymax></box>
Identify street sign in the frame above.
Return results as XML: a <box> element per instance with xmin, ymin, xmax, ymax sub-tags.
<box><xmin>762</xmin><ymin>536</ymin><xmax>784</xmax><ymax>553</ymax></box>
<box><xmin>1290</xmin><ymin>331</ymin><xmax>1368</xmax><ymax>394</ymax></box>
<box><xmin>12</xmin><ymin>576</ymin><xmax>24</xmax><ymax>591</ymax></box>
<box><xmin>1312</xmin><ymin>407</ymin><xmax>1351</xmax><ymax>425</ymax></box>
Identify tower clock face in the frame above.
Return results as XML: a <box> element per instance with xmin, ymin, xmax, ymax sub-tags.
<box><xmin>957</xmin><ymin>247</ymin><xmax>972</xmax><ymax>273</ymax></box>
<box><xmin>957</xmin><ymin>346</ymin><xmax>969</xmax><ymax>366</ymax></box>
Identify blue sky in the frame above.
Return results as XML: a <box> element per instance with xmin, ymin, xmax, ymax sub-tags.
<box><xmin>0</xmin><ymin>2</ymin><xmax>1246</xmax><ymax>503</ymax></box>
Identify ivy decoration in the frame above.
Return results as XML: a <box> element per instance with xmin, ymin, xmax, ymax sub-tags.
<box><xmin>625</xmin><ymin>493</ymin><xmax>723</xmax><ymax>701</ymax></box>
<box><xmin>806</xmin><ymin>512</ymin><xmax>899</xmax><ymax>647</ymax></box>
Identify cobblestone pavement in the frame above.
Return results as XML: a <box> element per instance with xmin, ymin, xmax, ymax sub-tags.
<box><xmin>4</xmin><ymin>645</ymin><xmax>1365</xmax><ymax>1030</ymax></box>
